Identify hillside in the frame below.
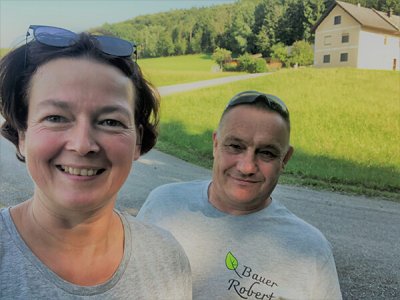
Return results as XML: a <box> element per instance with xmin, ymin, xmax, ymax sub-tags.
<box><xmin>93</xmin><ymin>0</ymin><xmax>399</xmax><ymax>58</ymax></box>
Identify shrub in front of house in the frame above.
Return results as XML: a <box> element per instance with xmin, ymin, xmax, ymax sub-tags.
<box><xmin>236</xmin><ymin>53</ymin><xmax>268</xmax><ymax>73</ymax></box>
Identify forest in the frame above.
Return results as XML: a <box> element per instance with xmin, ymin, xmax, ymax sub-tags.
<box><xmin>93</xmin><ymin>0</ymin><xmax>400</xmax><ymax>59</ymax></box>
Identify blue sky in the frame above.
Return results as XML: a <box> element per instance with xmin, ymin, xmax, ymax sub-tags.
<box><xmin>0</xmin><ymin>0</ymin><xmax>236</xmax><ymax>48</ymax></box>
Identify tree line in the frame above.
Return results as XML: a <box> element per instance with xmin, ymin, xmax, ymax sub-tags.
<box><xmin>94</xmin><ymin>0</ymin><xmax>399</xmax><ymax>59</ymax></box>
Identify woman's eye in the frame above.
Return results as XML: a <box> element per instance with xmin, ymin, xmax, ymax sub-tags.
<box><xmin>45</xmin><ymin>115</ymin><xmax>66</xmax><ymax>123</ymax></box>
<box><xmin>99</xmin><ymin>119</ymin><xmax>124</xmax><ymax>128</ymax></box>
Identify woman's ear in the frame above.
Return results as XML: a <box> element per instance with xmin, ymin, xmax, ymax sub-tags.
<box><xmin>18</xmin><ymin>131</ymin><xmax>26</xmax><ymax>158</ymax></box>
<box><xmin>133</xmin><ymin>125</ymin><xmax>143</xmax><ymax>161</ymax></box>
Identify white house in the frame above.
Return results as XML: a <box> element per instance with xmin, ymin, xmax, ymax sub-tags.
<box><xmin>312</xmin><ymin>1</ymin><xmax>400</xmax><ymax>70</ymax></box>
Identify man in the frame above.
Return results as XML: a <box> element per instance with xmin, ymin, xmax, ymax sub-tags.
<box><xmin>137</xmin><ymin>90</ymin><xmax>342</xmax><ymax>300</ymax></box>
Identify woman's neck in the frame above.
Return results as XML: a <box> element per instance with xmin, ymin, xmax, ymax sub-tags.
<box><xmin>10</xmin><ymin>198</ymin><xmax>125</xmax><ymax>285</ymax></box>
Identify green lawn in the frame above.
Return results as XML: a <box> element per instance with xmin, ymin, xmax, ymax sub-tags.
<box><xmin>153</xmin><ymin>67</ymin><xmax>400</xmax><ymax>200</ymax></box>
<box><xmin>138</xmin><ymin>54</ymin><xmax>244</xmax><ymax>86</ymax></box>
<box><xmin>0</xmin><ymin>48</ymin><xmax>10</xmax><ymax>57</ymax></box>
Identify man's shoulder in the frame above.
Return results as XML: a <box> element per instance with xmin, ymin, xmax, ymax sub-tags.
<box><xmin>152</xmin><ymin>179</ymin><xmax>208</xmax><ymax>193</ymax></box>
<box><xmin>137</xmin><ymin>180</ymin><xmax>209</xmax><ymax>221</ymax></box>
<box><xmin>124</xmin><ymin>212</ymin><xmax>185</xmax><ymax>250</ymax></box>
<box><xmin>268</xmin><ymin>200</ymin><xmax>332</xmax><ymax>252</ymax></box>
<box><xmin>146</xmin><ymin>180</ymin><xmax>209</xmax><ymax>203</ymax></box>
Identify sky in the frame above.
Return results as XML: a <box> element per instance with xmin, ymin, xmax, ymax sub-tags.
<box><xmin>0</xmin><ymin>0</ymin><xmax>236</xmax><ymax>48</ymax></box>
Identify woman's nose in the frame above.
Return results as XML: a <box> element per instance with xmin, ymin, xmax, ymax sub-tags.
<box><xmin>65</xmin><ymin>121</ymin><xmax>100</xmax><ymax>156</ymax></box>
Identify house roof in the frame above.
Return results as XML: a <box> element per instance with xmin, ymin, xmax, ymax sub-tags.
<box><xmin>312</xmin><ymin>1</ymin><xmax>400</xmax><ymax>35</ymax></box>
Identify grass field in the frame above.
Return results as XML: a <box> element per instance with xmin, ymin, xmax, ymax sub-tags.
<box><xmin>141</xmin><ymin>59</ymin><xmax>400</xmax><ymax>200</ymax></box>
<box><xmin>138</xmin><ymin>54</ymin><xmax>244</xmax><ymax>86</ymax></box>
<box><xmin>0</xmin><ymin>49</ymin><xmax>10</xmax><ymax>57</ymax></box>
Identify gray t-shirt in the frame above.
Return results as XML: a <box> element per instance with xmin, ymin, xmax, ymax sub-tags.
<box><xmin>0</xmin><ymin>208</ymin><xmax>191</xmax><ymax>299</ymax></box>
<box><xmin>137</xmin><ymin>180</ymin><xmax>342</xmax><ymax>300</ymax></box>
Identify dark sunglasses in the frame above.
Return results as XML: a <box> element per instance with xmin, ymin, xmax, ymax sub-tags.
<box><xmin>26</xmin><ymin>25</ymin><xmax>135</xmax><ymax>58</ymax></box>
<box><xmin>225</xmin><ymin>90</ymin><xmax>289</xmax><ymax>118</ymax></box>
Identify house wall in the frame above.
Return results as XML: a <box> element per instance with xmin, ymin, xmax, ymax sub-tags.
<box><xmin>314</xmin><ymin>5</ymin><xmax>360</xmax><ymax>68</ymax></box>
<box><xmin>358</xmin><ymin>30</ymin><xmax>400</xmax><ymax>70</ymax></box>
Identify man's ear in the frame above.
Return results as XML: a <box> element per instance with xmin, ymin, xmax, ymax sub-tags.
<box><xmin>133</xmin><ymin>125</ymin><xmax>143</xmax><ymax>161</ymax></box>
<box><xmin>282</xmin><ymin>146</ymin><xmax>294</xmax><ymax>170</ymax></box>
<box><xmin>212</xmin><ymin>131</ymin><xmax>218</xmax><ymax>158</ymax></box>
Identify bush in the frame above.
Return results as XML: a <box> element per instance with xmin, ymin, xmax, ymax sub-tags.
<box><xmin>222</xmin><ymin>62</ymin><xmax>238</xmax><ymax>72</ymax></box>
<box><xmin>290</xmin><ymin>40</ymin><xmax>314</xmax><ymax>66</ymax></box>
<box><xmin>237</xmin><ymin>53</ymin><xmax>268</xmax><ymax>73</ymax></box>
<box><xmin>251</xmin><ymin>58</ymin><xmax>268</xmax><ymax>73</ymax></box>
<box><xmin>271</xmin><ymin>43</ymin><xmax>290</xmax><ymax>67</ymax></box>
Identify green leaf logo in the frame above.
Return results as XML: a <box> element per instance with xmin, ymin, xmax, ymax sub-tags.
<box><xmin>225</xmin><ymin>251</ymin><xmax>242</xmax><ymax>278</ymax></box>
<box><xmin>225</xmin><ymin>251</ymin><xmax>238</xmax><ymax>270</ymax></box>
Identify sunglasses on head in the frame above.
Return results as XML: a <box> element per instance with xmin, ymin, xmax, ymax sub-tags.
<box><xmin>26</xmin><ymin>25</ymin><xmax>136</xmax><ymax>58</ymax></box>
<box><xmin>225</xmin><ymin>90</ymin><xmax>289</xmax><ymax>117</ymax></box>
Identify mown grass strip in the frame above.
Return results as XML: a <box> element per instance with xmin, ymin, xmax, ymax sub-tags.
<box><xmin>138</xmin><ymin>54</ymin><xmax>244</xmax><ymax>86</ymax></box>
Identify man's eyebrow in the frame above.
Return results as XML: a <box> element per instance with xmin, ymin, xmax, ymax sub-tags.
<box><xmin>224</xmin><ymin>136</ymin><xmax>242</xmax><ymax>142</ymax></box>
<box><xmin>225</xmin><ymin>135</ymin><xmax>283</xmax><ymax>152</ymax></box>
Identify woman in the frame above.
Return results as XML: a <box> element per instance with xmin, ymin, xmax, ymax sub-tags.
<box><xmin>0</xmin><ymin>25</ymin><xmax>191</xmax><ymax>299</ymax></box>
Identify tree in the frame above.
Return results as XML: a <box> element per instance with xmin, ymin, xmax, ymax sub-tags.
<box><xmin>212</xmin><ymin>47</ymin><xmax>232</xmax><ymax>68</ymax></box>
<box><xmin>253</xmin><ymin>0</ymin><xmax>282</xmax><ymax>56</ymax></box>
<box><xmin>276</xmin><ymin>0</ymin><xmax>325</xmax><ymax>44</ymax></box>
<box><xmin>223</xmin><ymin>1</ymin><xmax>256</xmax><ymax>55</ymax></box>
<box><xmin>156</xmin><ymin>31</ymin><xmax>175</xmax><ymax>56</ymax></box>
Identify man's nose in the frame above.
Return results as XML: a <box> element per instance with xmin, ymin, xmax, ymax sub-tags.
<box><xmin>237</xmin><ymin>151</ymin><xmax>258</xmax><ymax>175</ymax></box>
<box><xmin>65</xmin><ymin>121</ymin><xmax>100</xmax><ymax>156</ymax></box>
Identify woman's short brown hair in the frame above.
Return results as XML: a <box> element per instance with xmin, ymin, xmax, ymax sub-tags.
<box><xmin>0</xmin><ymin>32</ymin><xmax>159</xmax><ymax>161</ymax></box>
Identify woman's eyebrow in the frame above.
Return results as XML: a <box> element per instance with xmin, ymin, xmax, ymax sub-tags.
<box><xmin>37</xmin><ymin>99</ymin><xmax>70</xmax><ymax>110</ymax></box>
<box><xmin>97</xmin><ymin>105</ymin><xmax>132</xmax><ymax>119</ymax></box>
<box><xmin>37</xmin><ymin>100</ymin><xmax>132</xmax><ymax>118</ymax></box>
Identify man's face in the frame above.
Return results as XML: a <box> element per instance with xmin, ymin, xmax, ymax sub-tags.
<box><xmin>209</xmin><ymin>105</ymin><xmax>293</xmax><ymax>215</ymax></box>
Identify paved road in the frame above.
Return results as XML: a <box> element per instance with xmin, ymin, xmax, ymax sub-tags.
<box><xmin>1</xmin><ymin>73</ymin><xmax>399</xmax><ymax>299</ymax></box>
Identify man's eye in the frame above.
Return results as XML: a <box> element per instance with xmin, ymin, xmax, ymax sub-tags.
<box><xmin>225</xmin><ymin>144</ymin><xmax>243</xmax><ymax>152</ymax></box>
<box><xmin>99</xmin><ymin>119</ymin><xmax>124</xmax><ymax>127</ymax></box>
<box><xmin>259</xmin><ymin>151</ymin><xmax>277</xmax><ymax>160</ymax></box>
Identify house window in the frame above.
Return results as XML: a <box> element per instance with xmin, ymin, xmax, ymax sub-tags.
<box><xmin>342</xmin><ymin>34</ymin><xmax>349</xmax><ymax>43</ymax></box>
<box><xmin>323</xmin><ymin>55</ymin><xmax>330</xmax><ymax>63</ymax></box>
<box><xmin>334</xmin><ymin>16</ymin><xmax>341</xmax><ymax>25</ymax></box>
<box><xmin>340</xmin><ymin>53</ymin><xmax>348</xmax><ymax>62</ymax></box>
<box><xmin>324</xmin><ymin>35</ymin><xmax>332</xmax><ymax>45</ymax></box>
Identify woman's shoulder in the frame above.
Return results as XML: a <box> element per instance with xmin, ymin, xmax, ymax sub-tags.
<box><xmin>0</xmin><ymin>207</ymin><xmax>10</xmax><ymax>229</ymax></box>
<box><xmin>123</xmin><ymin>212</ymin><xmax>184</xmax><ymax>248</ymax></box>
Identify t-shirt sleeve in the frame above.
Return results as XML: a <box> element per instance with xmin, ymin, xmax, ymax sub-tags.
<box><xmin>312</xmin><ymin>251</ymin><xmax>342</xmax><ymax>300</ymax></box>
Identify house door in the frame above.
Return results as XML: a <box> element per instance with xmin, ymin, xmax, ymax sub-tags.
<box><xmin>393</xmin><ymin>59</ymin><xmax>397</xmax><ymax>71</ymax></box>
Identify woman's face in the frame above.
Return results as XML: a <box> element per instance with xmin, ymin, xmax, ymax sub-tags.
<box><xmin>19</xmin><ymin>57</ymin><xmax>141</xmax><ymax>214</ymax></box>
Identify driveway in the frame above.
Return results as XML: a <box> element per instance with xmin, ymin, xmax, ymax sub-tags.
<box><xmin>0</xmin><ymin>73</ymin><xmax>399</xmax><ymax>299</ymax></box>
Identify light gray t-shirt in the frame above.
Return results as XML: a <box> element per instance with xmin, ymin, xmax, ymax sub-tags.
<box><xmin>0</xmin><ymin>208</ymin><xmax>191</xmax><ymax>299</ymax></box>
<box><xmin>137</xmin><ymin>180</ymin><xmax>342</xmax><ymax>300</ymax></box>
